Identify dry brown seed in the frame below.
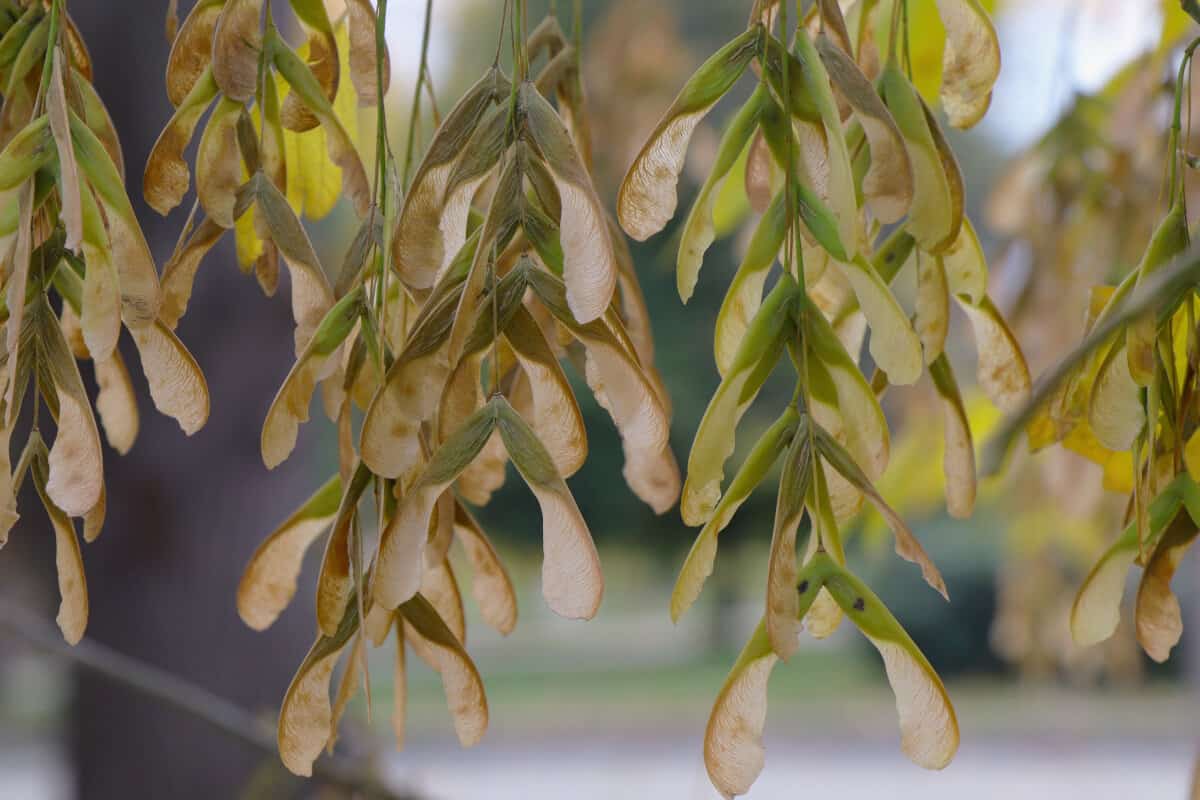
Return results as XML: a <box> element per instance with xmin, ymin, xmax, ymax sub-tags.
<box><xmin>144</xmin><ymin>69</ymin><xmax>219</xmax><ymax>217</ymax></box>
<box><xmin>61</xmin><ymin>14</ymin><xmax>92</xmax><ymax>81</ymax></box>
<box><xmin>453</xmin><ymin>502</ymin><xmax>518</xmax><ymax>636</ymax></box>
<box><xmin>93</xmin><ymin>351</ymin><xmax>140</xmax><ymax>457</ymax></box>
<box><xmin>420</xmin><ymin>559</ymin><xmax>466</xmax><ymax>643</ymax></box>
<box><xmin>393</xmin><ymin>68</ymin><xmax>505</xmax><ymax>288</ymax></box>
<box><xmin>346</xmin><ymin>0</ymin><xmax>390</xmax><ymax>106</ymax></box>
<box><xmin>83</xmin><ymin>483</ymin><xmax>106</xmax><ymax>544</ymax></box>
<box><xmin>212</xmin><ymin>0</ymin><xmax>263</xmax><ymax>102</ymax></box>
<box><xmin>326</xmin><ymin>631</ymin><xmax>364</xmax><ymax>752</ymax></box>
<box><xmin>196</xmin><ymin>97</ymin><xmax>243</xmax><ymax>227</ymax></box>
<box><xmin>618</xmin><ymin>27</ymin><xmax>758</xmax><ymax>241</ymax></box>
<box><xmin>160</xmin><ymin>217</ymin><xmax>226</xmax><ymax>329</ymax></box>
<box><xmin>527</xmin><ymin>269</ymin><xmax>680</xmax><ymax>514</ymax></box>
<box><xmin>400</xmin><ymin>593</ymin><xmax>489</xmax><ymax>747</ymax></box>
<box><xmin>495</xmin><ymin>397</ymin><xmax>604</xmax><ymax>620</ymax></box>
<box><xmin>392</xmin><ymin>616</ymin><xmax>407</xmax><ymax>748</ymax></box>
<box><xmin>704</xmin><ymin>624</ymin><xmax>777</xmax><ymax>799</ymax></box>
<box><xmin>247</xmin><ymin>172</ymin><xmax>336</xmax><ymax>354</ymax></box>
<box><xmin>957</xmin><ymin>296</ymin><xmax>1031</xmax><ymax>415</ymax></box>
<box><xmin>816</xmin><ymin>35</ymin><xmax>912</xmax><ymax>223</ymax></box>
<box><xmin>38</xmin><ymin>301</ymin><xmax>104</xmax><ymax>518</ymax></box>
<box><xmin>278</xmin><ymin>601</ymin><xmax>357</xmax><ymax>776</ymax></box>
<box><xmin>935</xmin><ymin>0</ymin><xmax>1000</xmax><ymax>129</ymax></box>
<box><xmin>1135</xmin><ymin>519</ymin><xmax>1198</xmax><ymax>662</ymax></box>
<box><xmin>129</xmin><ymin>321</ymin><xmax>210</xmax><ymax>436</ymax></box>
<box><xmin>165</xmin><ymin>0</ymin><xmax>223</xmax><ymax>106</ymax></box>
<box><xmin>31</xmin><ymin>453</ymin><xmax>88</xmax><ymax>645</ymax></box>
<box><xmin>520</xmin><ymin>83</ymin><xmax>616</xmax><ymax>323</ymax></box>
<box><xmin>505</xmin><ymin>307</ymin><xmax>587</xmax><ymax>478</ymax></box>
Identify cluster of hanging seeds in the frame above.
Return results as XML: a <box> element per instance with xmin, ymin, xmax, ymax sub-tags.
<box><xmin>0</xmin><ymin>0</ymin><xmax>210</xmax><ymax>645</ymax></box>
<box><xmin>997</xmin><ymin>27</ymin><xmax>1200</xmax><ymax>669</ymax></box>
<box><xmin>618</xmin><ymin>0</ymin><xmax>1025</xmax><ymax>794</ymax></box>
<box><xmin>148</xmin><ymin>0</ymin><xmax>677</xmax><ymax>777</ymax></box>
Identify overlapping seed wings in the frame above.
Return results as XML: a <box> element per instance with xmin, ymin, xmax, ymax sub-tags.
<box><xmin>980</xmin><ymin>36</ymin><xmax>1200</xmax><ymax>672</ymax></box>
<box><xmin>235</xmin><ymin>6</ymin><xmax>678</xmax><ymax>777</ymax></box>
<box><xmin>619</xmin><ymin>7</ymin><xmax>1010</xmax><ymax>793</ymax></box>
<box><xmin>0</xmin><ymin>2</ymin><xmax>221</xmax><ymax>643</ymax></box>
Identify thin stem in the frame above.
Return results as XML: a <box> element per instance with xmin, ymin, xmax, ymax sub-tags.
<box><xmin>493</xmin><ymin>0</ymin><xmax>510</xmax><ymax>67</ymax></box>
<box><xmin>886</xmin><ymin>0</ymin><xmax>903</xmax><ymax>68</ymax></box>
<box><xmin>34</xmin><ymin>0</ymin><xmax>62</xmax><ymax>114</ymax></box>
<box><xmin>401</xmin><ymin>0</ymin><xmax>435</xmax><ymax>191</ymax></box>
<box><xmin>0</xmin><ymin>603</ymin><xmax>422</xmax><ymax>800</ymax></box>
<box><xmin>255</xmin><ymin>0</ymin><xmax>274</xmax><ymax>156</ymax></box>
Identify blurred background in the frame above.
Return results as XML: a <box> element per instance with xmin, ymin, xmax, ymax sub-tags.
<box><xmin>0</xmin><ymin>0</ymin><xmax>1198</xmax><ymax>797</ymax></box>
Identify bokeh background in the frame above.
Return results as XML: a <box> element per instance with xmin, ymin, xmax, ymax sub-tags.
<box><xmin>0</xmin><ymin>0</ymin><xmax>1198</xmax><ymax>798</ymax></box>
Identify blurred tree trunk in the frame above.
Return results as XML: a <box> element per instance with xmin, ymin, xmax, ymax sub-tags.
<box><xmin>65</xmin><ymin>3</ymin><xmax>330</xmax><ymax>797</ymax></box>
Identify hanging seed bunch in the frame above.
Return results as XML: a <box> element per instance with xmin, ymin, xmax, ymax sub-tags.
<box><xmin>974</xmin><ymin>34</ymin><xmax>1191</xmax><ymax>679</ymax></box>
<box><xmin>145</xmin><ymin>0</ymin><xmax>379</xmax><ymax>340</ymax></box>
<box><xmin>223</xmin><ymin>0</ymin><xmax>677</xmax><ymax>777</ymax></box>
<box><xmin>0</xmin><ymin>0</ymin><xmax>210</xmax><ymax>645</ymax></box>
<box><xmin>999</xmin><ymin>31</ymin><xmax>1200</xmax><ymax>670</ymax></box>
<box><xmin>618</xmin><ymin>0</ymin><xmax>1025</xmax><ymax>794</ymax></box>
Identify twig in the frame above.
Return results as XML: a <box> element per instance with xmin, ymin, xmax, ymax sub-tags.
<box><xmin>982</xmin><ymin>238</ymin><xmax>1200</xmax><ymax>475</ymax></box>
<box><xmin>0</xmin><ymin>603</ymin><xmax>422</xmax><ymax>800</ymax></box>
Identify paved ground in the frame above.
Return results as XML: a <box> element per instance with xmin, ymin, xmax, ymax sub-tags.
<box><xmin>383</xmin><ymin>738</ymin><xmax>1197</xmax><ymax>800</ymax></box>
<box><xmin>2</xmin><ymin>735</ymin><xmax>1194</xmax><ymax>798</ymax></box>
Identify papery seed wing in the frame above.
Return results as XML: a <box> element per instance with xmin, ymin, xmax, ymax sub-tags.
<box><xmin>495</xmin><ymin>397</ymin><xmax>603</xmax><ymax>620</ymax></box>
<box><xmin>673</xmin><ymin>410</ymin><xmax>800</xmax><ymax>622</ymax></box>
<box><xmin>618</xmin><ymin>27</ymin><xmax>759</xmax><ymax>241</ymax></box>
<box><xmin>237</xmin><ymin>476</ymin><xmax>342</xmax><ymax>631</ymax></box>
<box><xmin>825</xmin><ymin>565</ymin><xmax>958</xmax><ymax>770</ymax></box>
<box><xmin>935</xmin><ymin>0</ymin><xmax>1000</xmax><ymax>129</ymax></box>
